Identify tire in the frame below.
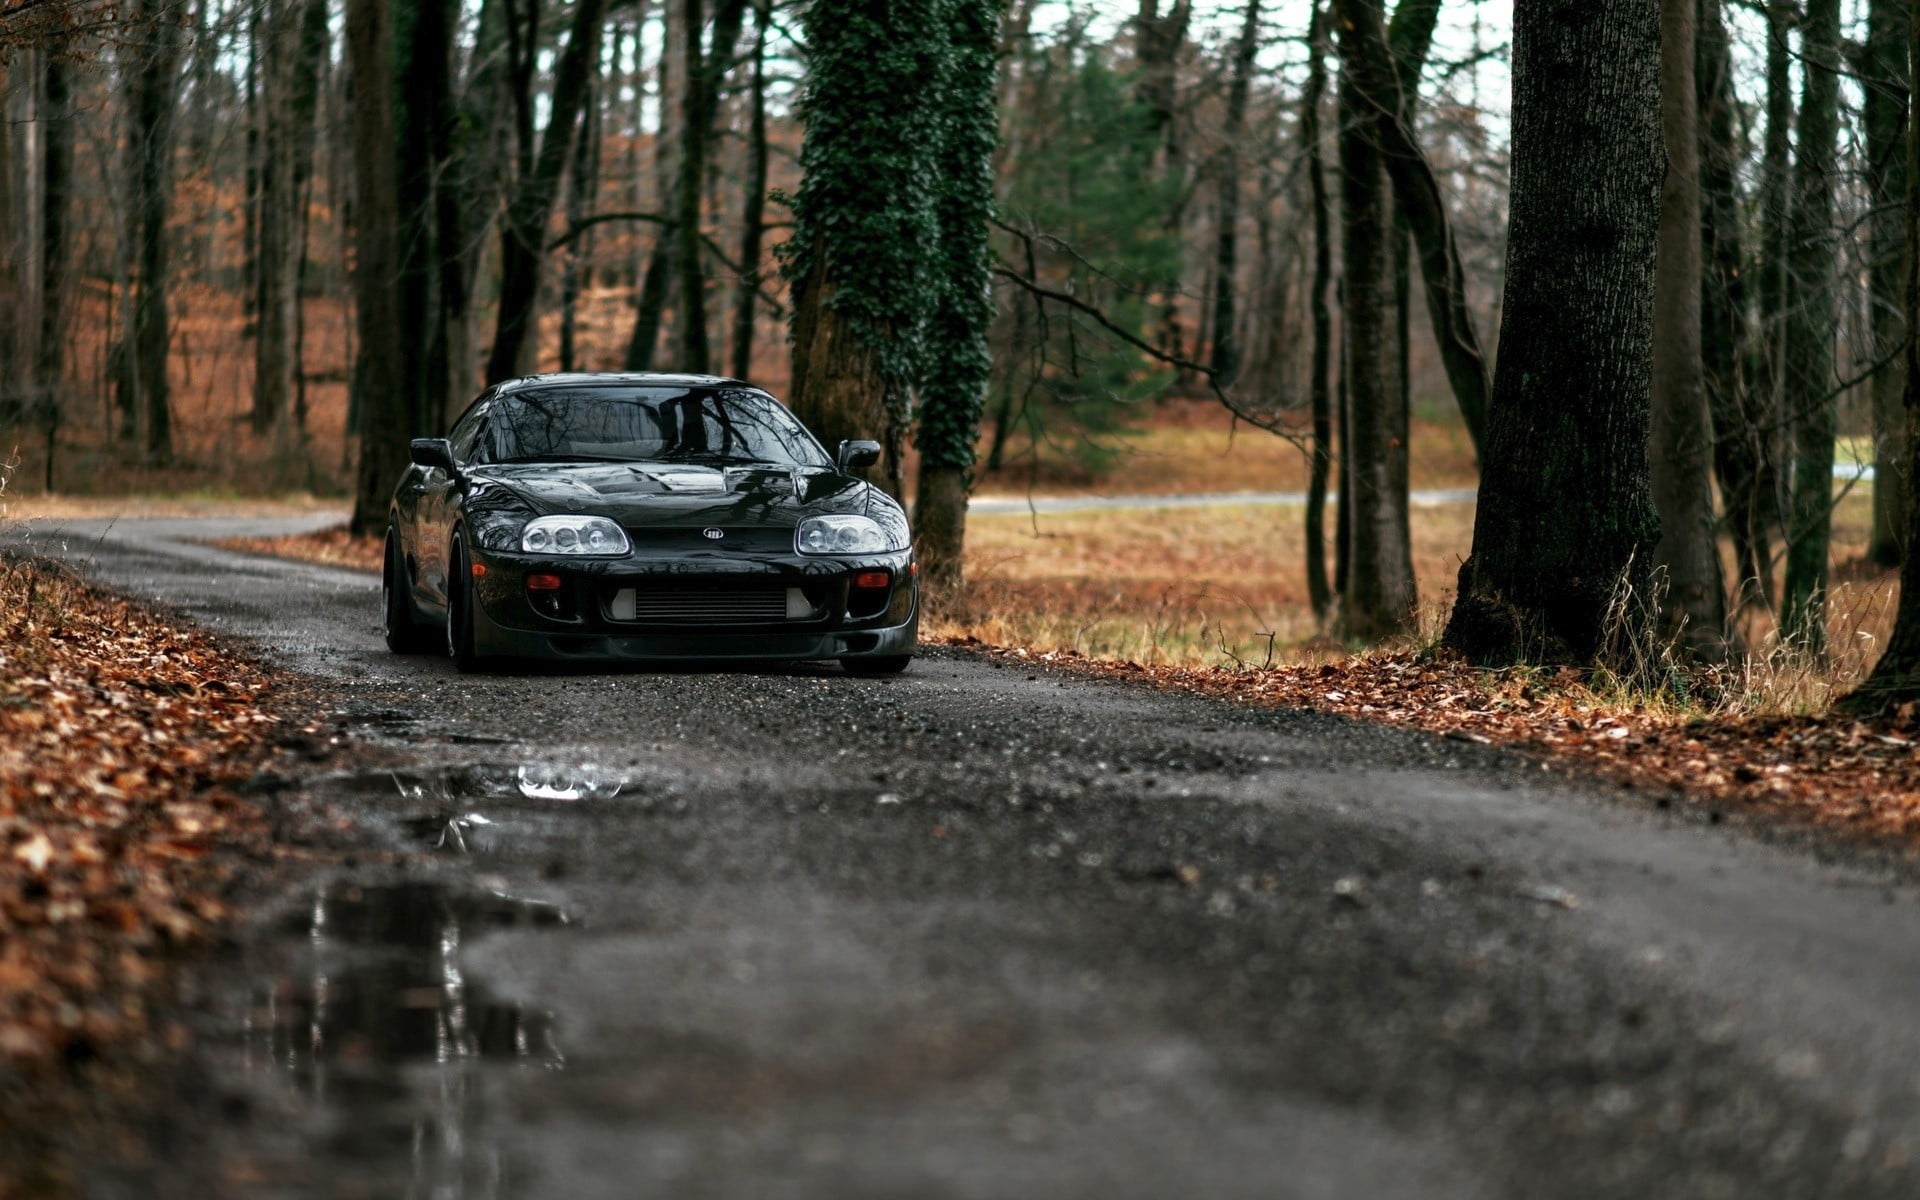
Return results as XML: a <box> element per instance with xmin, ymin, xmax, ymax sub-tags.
<box><xmin>446</xmin><ymin>532</ymin><xmax>483</xmax><ymax>674</ymax></box>
<box><xmin>382</xmin><ymin>529</ymin><xmax>438</xmax><ymax>654</ymax></box>
<box><xmin>842</xmin><ymin>654</ymin><xmax>911</xmax><ymax>676</ymax></box>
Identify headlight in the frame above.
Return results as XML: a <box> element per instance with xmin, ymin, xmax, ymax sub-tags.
<box><xmin>795</xmin><ymin>514</ymin><xmax>905</xmax><ymax>555</ymax></box>
<box><xmin>521</xmin><ymin>515</ymin><xmax>631</xmax><ymax>556</ymax></box>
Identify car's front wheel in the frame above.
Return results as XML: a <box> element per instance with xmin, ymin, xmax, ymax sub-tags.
<box><xmin>446</xmin><ymin>532</ymin><xmax>483</xmax><ymax>673</ymax></box>
<box><xmin>382</xmin><ymin>529</ymin><xmax>438</xmax><ymax>654</ymax></box>
<box><xmin>842</xmin><ymin>655</ymin><xmax>911</xmax><ymax>676</ymax></box>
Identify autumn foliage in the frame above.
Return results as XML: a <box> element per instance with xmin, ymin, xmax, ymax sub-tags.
<box><xmin>0</xmin><ymin>556</ymin><xmax>276</xmax><ymax>1068</ymax></box>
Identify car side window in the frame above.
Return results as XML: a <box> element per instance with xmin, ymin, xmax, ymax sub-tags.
<box><xmin>449</xmin><ymin>407</ymin><xmax>488</xmax><ymax>464</ymax></box>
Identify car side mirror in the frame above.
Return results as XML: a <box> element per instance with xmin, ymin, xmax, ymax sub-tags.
<box><xmin>837</xmin><ymin>439</ymin><xmax>881</xmax><ymax>472</ymax></box>
<box><xmin>410</xmin><ymin>437</ymin><xmax>458</xmax><ymax>474</ymax></box>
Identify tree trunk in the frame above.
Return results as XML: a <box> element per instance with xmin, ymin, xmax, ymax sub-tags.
<box><xmin>558</xmin><ymin>53</ymin><xmax>601</xmax><ymax>372</ymax></box>
<box><xmin>914</xmin><ymin>0</ymin><xmax>1002</xmax><ymax>607</ymax></box>
<box><xmin>1844</xmin><ymin>0</ymin><xmax>1920</xmax><ymax>707</ymax></box>
<box><xmin>1334</xmin><ymin>0</ymin><xmax>1416</xmax><ymax>641</ymax></box>
<box><xmin>1742</xmin><ymin>0</ymin><xmax>1795</xmax><ymax>605</ymax></box>
<box><xmin>485</xmin><ymin>0</ymin><xmax>610</xmax><ymax>384</ymax></box>
<box><xmin>674</xmin><ymin>0</ymin><xmax>710</xmax><ymax>371</ymax></box>
<box><xmin>1303</xmin><ymin>1</ymin><xmax>1335</xmax><ymax>626</ymax></box>
<box><xmin>786</xmin><ymin>0</ymin><xmax>946</xmax><ymax>499</ymax></box>
<box><xmin>1343</xmin><ymin>0</ymin><xmax>1490</xmax><ymax>458</ymax></box>
<box><xmin>729</xmin><ymin>2</ymin><xmax>768</xmax><ymax>381</ymax></box>
<box><xmin>123</xmin><ymin>0</ymin><xmax>184</xmax><ymax>464</ymax></box>
<box><xmin>1650</xmin><ymin>0</ymin><xmax>1729</xmax><ymax>658</ymax></box>
<box><xmin>1867</xmin><ymin>0</ymin><xmax>1912</xmax><ymax>567</ymax></box>
<box><xmin>1442</xmin><ymin>0</ymin><xmax>1662</xmax><ymax>667</ymax></box>
<box><xmin>38</xmin><ymin>51</ymin><xmax>70</xmax><ymax>405</ymax></box>
<box><xmin>1386</xmin><ymin>0</ymin><xmax>1440</xmax><ymax>462</ymax></box>
<box><xmin>1780</xmin><ymin>0</ymin><xmax>1841</xmax><ymax>655</ymax></box>
<box><xmin>1207</xmin><ymin>0</ymin><xmax>1259</xmax><ymax>381</ymax></box>
<box><xmin>1698</xmin><ymin>0</ymin><xmax>1767</xmax><ymax>610</ymax></box>
<box><xmin>347</xmin><ymin>0</ymin><xmax>409</xmax><ymax>535</ymax></box>
<box><xmin>0</xmin><ymin>61</ymin><xmax>20</xmax><ymax>392</ymax></box>
<box><xmin>254</xmin><ymin>0</ymin><xmax>324</xmax><ymax>446</ymax></box>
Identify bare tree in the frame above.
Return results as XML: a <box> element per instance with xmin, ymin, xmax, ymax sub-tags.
<box><xmin>1865</xmin><ymin>0</ymin><xmax>1911</xmax><ymax>566</ymax></box>
<box><xmin>1333</xmin><ymin>0</ymin><xmax>1416</xmax><ymax>640</ymax></box>
<box><xmin>122</xmin><ymin>0</ymin><xmax>185</xmax><ymax>463</ymax></box>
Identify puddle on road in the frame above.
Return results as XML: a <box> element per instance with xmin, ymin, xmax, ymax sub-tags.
<box><xmin>223</xmin><ymin>879</ymin><xmax>574</xmax><ymax>1193</ymax></box>
<box><xmin>368</xmin><ymin>763</ymin><xmax>643</xmax><ymax>855</ymax></box>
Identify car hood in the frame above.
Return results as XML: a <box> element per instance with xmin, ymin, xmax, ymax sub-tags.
<box><xmin>469</xmin><ymin>462</ymin><xmax>877</xmax><ymax>528</ymax></box>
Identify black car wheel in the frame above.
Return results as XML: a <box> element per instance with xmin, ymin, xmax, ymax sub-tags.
<box><xmin>447</xmin><ymin>532</ymin><xmax>482</xmax><ymax>673</ymax></box>
<box><xmin>842</xmin><ymin>655</ymin><xmax>911</xmax><ymax>676</ymax></box>
<box><xmin>382</xmin><ymin>529</ymin><xmax>438</xmax><ymax>654</ymax></box>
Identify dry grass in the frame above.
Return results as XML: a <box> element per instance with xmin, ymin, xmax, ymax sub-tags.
<box><xmin>932</xmin><ymin>490</ymin><xmax>1897</xmax><ymax>718</ymax></box>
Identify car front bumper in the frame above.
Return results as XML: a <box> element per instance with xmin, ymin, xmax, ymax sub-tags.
<box><xmin>464</xmin><ymin>546</ymin><xmax>919</xmax><ymax>663</ymax></box>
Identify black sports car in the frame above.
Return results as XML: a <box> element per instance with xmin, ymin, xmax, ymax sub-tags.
<box><xmin>382</xmin><ymin>373</ymin><xmax>918</xmax><ymax>673</ymax></box>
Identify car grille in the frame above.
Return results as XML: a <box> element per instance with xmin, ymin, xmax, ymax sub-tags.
<box><xmin>611</xmin><ymin>584</ymin><xmax>791</xmax><ymax>625</ymax></box>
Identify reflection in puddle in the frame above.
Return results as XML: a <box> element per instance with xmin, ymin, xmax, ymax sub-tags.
<box><xmin>238</xmin><ymin>880</ymin><xmax>571</xmax><ymax>1194</ymax></box>
<box><xmin>384</xmin><ymin>764</ymin><xmax>634</xmax><ymax>856</ymax></box>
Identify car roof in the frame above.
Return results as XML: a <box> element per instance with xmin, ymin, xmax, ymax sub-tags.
<box><xmin>494</xmin><ymin>372</ymin><xmax>754</xmax><ymax>393</ymax></box>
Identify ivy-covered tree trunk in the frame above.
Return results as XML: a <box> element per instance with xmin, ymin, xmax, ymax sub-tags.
<box><xmin>914</xmin><ymin>0</ymin><xmax>1003</xmax><ymax>606</ymax></box>
<box><xmin>1334</xmin><ymin>0</ymin><xmax>1415</xmax><ymax>641</ymax></box>
<box><xmin>1780</xmin><ymin>0</ymin><xmax>1842</xmax><ymax>655</ymax></box>
<box><xmin>1866</xmin><ymin>0</ymin><xmax>1912</xmax><ymax>567</ymax></box>
<box><xmin>787</xmin><ymin>0</ymin><xmax>946</xmax><ymax>498</ymax></box>
<box><xmin>1443</xmin><ymin>0</ymin><xmax>1661</xmax><ymax>667</ymax></box>
<box><xmin>1845</xmin><ymin>0</ymin><xmax>1920</xmax><ymax>708</ymax></box>
<box><xmin>1651</xmin><ymin>0</ymin><xmax>1729</xmax><ymax>658</ymax></box>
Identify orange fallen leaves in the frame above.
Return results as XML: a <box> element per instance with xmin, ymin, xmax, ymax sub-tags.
<box><xmin>1</xmin><ymin>556</ymin><xmax>276</xmax><ymax>1068</ymax></box>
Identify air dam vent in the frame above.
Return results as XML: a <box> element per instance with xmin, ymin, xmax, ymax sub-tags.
<box><xmin>608</xmin><ymin>585</ymin><xmax>813</xmax><ymax>625</ymax></box>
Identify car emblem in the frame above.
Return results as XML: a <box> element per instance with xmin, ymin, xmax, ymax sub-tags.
<box><xmin>701</xmin><ymin>527</ymin><xmax>726</xmax><ymax>540</ymax></box>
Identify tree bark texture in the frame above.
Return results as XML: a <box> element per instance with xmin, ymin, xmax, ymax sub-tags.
<box><xmin>1442</xmin><ymin>0</ymin><xmax>1662</xmax><ymax>667</ymax></box>
<box><xmin>124</xmin><ymin>0</ymin><xmax>184</xmax><ymax>463</ymax></box>
<box><xmin>485</xmin><ymin>0</ymin><xmax>609</xmax><ymax>384</ymax></box>
<box><xmin>1846</xmin><ymin>0</ymin><xmax>1920</xmax><ymax>707</ymax></box>
<box><xmin>1780</xmin><ymin>0</ymin><xmax>1841</xmax><ymax>655</ymax></box>
<box><xmin>347</xmin><ymin>0</ymin><xmax>410</xmax><ymax>535</ymax></box>
<box><xmin>1650</xmin><ymin>0</ymin><xmax>1729</xmax><ymax>658</ymax></box>
<box><xmin>1303</xmin><ymin>1</ymin><xmax>1335</xmax><ymax>625</ymax></box>
<box><xmin>1866</xmin><ymin>0</ymin><xmax>1913</xmax><ymax>566</ymax></box>
<box><xmin>1334</xmin><ymin>0</ymin><xmax>1416</xmax><ymax>641</ymax></box>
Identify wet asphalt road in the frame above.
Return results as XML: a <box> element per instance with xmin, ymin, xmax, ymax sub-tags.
<box><xmin>23</xmin><ymin>514</ymin><xmax>1920</xmax><ymax>1198</ymax></box>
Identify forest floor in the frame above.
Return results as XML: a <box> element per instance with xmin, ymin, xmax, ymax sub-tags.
<box><xmin>0</xmin><ymin>544</ymin><xmax>349</xmax><ymax>1194</ymax></box>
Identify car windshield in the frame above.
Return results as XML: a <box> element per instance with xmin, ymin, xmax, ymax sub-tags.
<box><xmin>476</xmin><ymin>386</ymin><xmax>832</xmax><ymax>469</ymax></box>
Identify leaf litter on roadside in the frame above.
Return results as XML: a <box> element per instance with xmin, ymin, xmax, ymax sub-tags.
<box><xmin>1</xmin><ymin>555</ymin><xmax>278</xmax><ymax>1067</ymax></box>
